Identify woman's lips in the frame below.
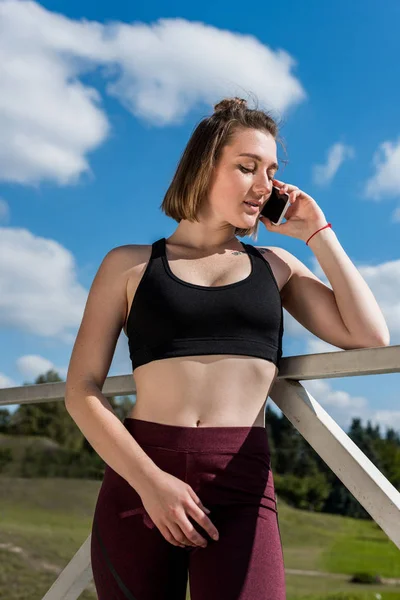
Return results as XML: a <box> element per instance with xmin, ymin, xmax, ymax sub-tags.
<box><xmin>243</xmin><ymin>201</ymin><xmax>259</xmax><ymax>213</ymax></box>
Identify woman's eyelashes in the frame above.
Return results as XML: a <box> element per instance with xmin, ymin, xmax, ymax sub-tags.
<box><xmin>238</xmin><ymin>165</ymin><xmax>274</xmax><ymax>179</ymax></box>
<box><xmin>238</xmin><ymin>165</ymin><xmax>253</xmax><ymax>174</ymax></box>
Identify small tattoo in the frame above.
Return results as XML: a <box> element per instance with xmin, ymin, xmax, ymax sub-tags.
<box><xmin>231</xmin><ymin>250</ymin><xmax>246</xmax><ymax>255</ymax></box>
<box><xmin>258</xmin><ymin>247</ymin><xmax>272</xmax><ymax>255</ymax></box>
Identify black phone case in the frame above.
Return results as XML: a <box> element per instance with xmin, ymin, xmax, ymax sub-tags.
<box><xmin>260</xmin><ymin>187</ymin><xmax>290</xmax><ymax>223</ymax></box>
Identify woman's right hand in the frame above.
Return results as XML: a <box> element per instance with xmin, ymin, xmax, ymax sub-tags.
<box><xmin>137</xmin><ymin>469</ymin><xmax>220</xmax><ymax>548</ymax></box>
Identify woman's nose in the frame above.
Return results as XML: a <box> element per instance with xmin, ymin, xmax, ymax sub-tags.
<box><xmin>253</xmin><ymin>179</ymin><xmax>273</xmax><ymax>196</ymax></box>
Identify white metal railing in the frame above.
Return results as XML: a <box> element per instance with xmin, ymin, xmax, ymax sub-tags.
<box><xmin>1</xmin><ymin>345</ymin><xmax>399</xmax><ymax>599</ymax></box>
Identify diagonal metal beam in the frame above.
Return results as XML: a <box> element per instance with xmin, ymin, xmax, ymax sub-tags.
<box><xmin>269</xmin><ymin>379</ymin><xmax>400</xmax><ymax>549</ymax></box>
<box><xmin>41</xmin><ymin>535</ymin><xmax>93</xmax><ymax>600</ymax></box>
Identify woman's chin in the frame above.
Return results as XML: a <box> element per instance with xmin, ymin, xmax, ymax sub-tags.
<box><xmin>241</xmin><ymin>213</ymin><xmax>259</xmax><ymax>225</ymax></box>
<box><xmin>234</xmin><ymin>217</ymin><xmax>259</xmax><ymax>231</ymax></box>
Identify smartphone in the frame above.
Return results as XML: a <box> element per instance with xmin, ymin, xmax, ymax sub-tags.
<box><xmin>260</xmin><ymin>186</ymin><xmax>291</xmax><ymax>226</ymax></box>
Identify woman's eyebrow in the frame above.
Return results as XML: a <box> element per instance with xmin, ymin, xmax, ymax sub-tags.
<box><xmin>238</xmin><ymin>153</ymin><xmax>279</xmax><ymax>170</ymax></box>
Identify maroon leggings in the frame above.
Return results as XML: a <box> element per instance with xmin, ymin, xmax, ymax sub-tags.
<box><xmin>91</xmin><ymin>417</ymin><xmax>286</xmax><ymax>599</ymax></box>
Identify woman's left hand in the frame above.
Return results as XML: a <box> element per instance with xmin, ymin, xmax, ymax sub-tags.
<box><xmin>259</xmin><ymin>179</ymin><xmax>328</xmax><ymax>242</ymax></box>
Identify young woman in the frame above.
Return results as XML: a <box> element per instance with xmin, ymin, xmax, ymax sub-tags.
<box><xmin>65</xmin><ymin>97</ymin><xmax>389</xmax><ymax>600</ymax></box>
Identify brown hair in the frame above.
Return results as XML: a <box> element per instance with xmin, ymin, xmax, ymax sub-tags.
<box><xmin>160</xmin><ymin>94</ymin><xmax>287</xmax><ymax>241</ymax></box>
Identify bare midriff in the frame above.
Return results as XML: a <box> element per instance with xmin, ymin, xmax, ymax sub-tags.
<box><xmin>123</xmin><ymin>241</ymin><xmax>289</xmax><ymax>429</ymax></box>
<box><xmin>128</xmin><ymin>355</ymin><xmax>278</xmax><ymax>428</ymax></box>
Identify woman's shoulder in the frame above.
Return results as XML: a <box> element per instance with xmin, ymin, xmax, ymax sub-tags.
<box><xmin>254</xmin><ymin>244</ymin><xmax>293</xmax><ymax>263</ymax></box>
<box><xmin>254</xmin><ymin>244</ymin><xmax>293</xmax><ymax>289</ymax></box>
<box><xmin>105</xmin><ymin>243</ymin><xmax>153</xmax><ymax>264</ymax></box>
<box><xmin>254</xmin><ymin>244</ymin><xmax>327</xmax><ymax>301</ymax></box>
<box><xmin>91</xmin><ymin>245</ymin><xmax>153</xmax><ymax>286</ymax></box>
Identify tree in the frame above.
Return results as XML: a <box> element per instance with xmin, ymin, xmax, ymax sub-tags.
<box><xmin>8</xmin><ymin>369</ymin><xmax>135</xmax><ymax>453</ymax></box>
<box><xmin>0</xmin><ymin>408</ymin><xmax>11</xmax><ymax>433</ymax></box>
<box><xmin>8</xmin><ymin>369</ymin><xmax>83</xmax><ymax>450</ymax></box>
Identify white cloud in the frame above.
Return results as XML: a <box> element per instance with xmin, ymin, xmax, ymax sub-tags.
<box><xmin>0</xmin><ymin>373</ymin><xmax>17</xmax><ymax>388</ymax></box>
<box><xmin>370</xmin><ymin>410</ymin><xmax>400</xmax><ymax>432</ymax></box>
<box><xmin>356</xmin><ymin>260</ymin><xmax>400</xmax><ymax>336</ymax></box>
<box><xmin>0</xmin><ymin>198</ymin><xmax>10</xmax><ymax>223</ymax></box>
<box><xmin>0</xmin><ymin>226</ymin><xmax>88</xmax><ymax>341</ymax></box>
<box><xmin>282</xmin><ymin>308</ymin><xmax>308</xmax><ymax>337</ymax></box>
<box><xmin>391</xmin><ymin>206</ymin><xmax>400</xmax><ymax>223</ymax></box>
<box><xmin>16</xmin><ymin>354</ymin><xmax>67</xmax><ymax>380</ymax></box>
<box><xmin>302</xmin><ymin>378</ymin><xmax>400</xmax><ymax>435</ymax></box>
<box><xmin>105</xmin><ymin>18</ymin><xmax>306</xmax><ymax>126</ymax></box>
<box><xmin>363</xmin><ymin>136</ymin><xmax>400</xmax><ymax>201</ymax></box>
<box><xmin>0</xmin><ymin>0</ymin><xmax>110</xmax><ymax>186</ymax></box>
<box><xmin>312</xmin><ymin>142</ymin><xmax>355</xmax><ymax>186</ymax></box>
<box><xmin>304</xmin><ymin>379</ymin><xmax>367</xmax><ymax>412</ymax></box>
<box><xmin>308</xmin><ymin>256</ymin><xmax>400</xmax><ymax>340</ymax></box>
<box><xmin>0</xmin><ymin>0</ymin><xmax>306</xmax><ymax>185</ymax></box>
<box><xmin>307</xmin><ymin>338</ymin><xmax>342</xmax><ymax>354</ymax></box>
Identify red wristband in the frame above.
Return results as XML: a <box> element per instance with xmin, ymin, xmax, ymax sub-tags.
<box><xmin>306</xmin><ymin>223</ymin><xmax>332</xmax><ymax>246</ymax></box>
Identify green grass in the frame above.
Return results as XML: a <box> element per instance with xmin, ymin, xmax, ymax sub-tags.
<box><xmin>0</xmin><ymin>476</ymin><xmax>399</xmax><ymax>599</ymax></box>
<box><xmin>276</xmin><ymin>499</ymin><xmax>400</xmax><ymax>579</ymax></box>
<box><xmin>321</xmin><ymin>534</ymin><xmax>400</xmax><ymax>577</ymax></box>
<box><xmin>0</xmin><ymin>547</ymin><xmax>97</xmax><ymax>600</ymax></box>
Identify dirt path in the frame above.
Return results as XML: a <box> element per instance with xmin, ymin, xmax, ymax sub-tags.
<box><xmin>285</xmin><ymin>567</ymin><xmax>400</xmax><ymax>586</ymax></box>
<box><xmin>0</xmin><ymin>542</ymin><xmax>97</xmax><ymax>594</ymax></box>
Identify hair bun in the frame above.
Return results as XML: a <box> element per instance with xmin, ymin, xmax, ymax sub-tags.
<box><xmin>213</xmin><ymin>97</ymin><xmax>247</xmax><ymax>114</ymax></box>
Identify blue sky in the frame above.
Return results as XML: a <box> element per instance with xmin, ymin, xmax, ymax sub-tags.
<box><xmin>0</xmin><ymin>0</ymin><xmax>399</xmax><ymax>433</ymax></box>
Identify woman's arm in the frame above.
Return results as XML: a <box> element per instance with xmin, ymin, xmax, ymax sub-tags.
<box><xmin>263</xmin><ymin>228</ymin><xmax>390</xmax><ymax>349</ymax></box>
<box><xmin>65</xmin><ymin>246</ymin><xmax>160</xmax><ymax>493</ymax></box>
<box><xmin>304</xmin><ymin>226</ymin><xmax>390</xmax><ymax>345</ymax></box>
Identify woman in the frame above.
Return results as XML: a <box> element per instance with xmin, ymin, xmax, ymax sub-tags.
<box><xmin>65</xmin><ymin>97</ymin><xmax>389</xmax><ymax>600</ymax></box>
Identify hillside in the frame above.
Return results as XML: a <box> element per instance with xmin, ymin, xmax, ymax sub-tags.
<box><xmin>0</xmin><ymin>476</ymin><xmax>399</xmax><ymax>599</ymax></box>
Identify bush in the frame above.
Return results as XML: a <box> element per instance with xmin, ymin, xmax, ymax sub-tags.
<box><xmin>19</xmin><ymin>445</ymin><xmax>105</xmax><ymax>479</ymax></box>
<box><xmin>349</xmin><ymin>572</ymin><xmax>382</xmax><ymax>584</ymax></box>
<box><xmin>273</xmin><ymin>472</ymin><xmax>331</xmax><ymax>511</ymax></box>
<box><xmin>0</xmin><ymin>447</ymin><xmax>12</xmax><ymax>472</ymax></box>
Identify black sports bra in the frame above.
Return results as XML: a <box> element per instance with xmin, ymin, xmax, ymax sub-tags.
<box><xmin>125</xmin><ymin>237</ymin><xmax>284</xmax><ymax>372</ymax></box>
